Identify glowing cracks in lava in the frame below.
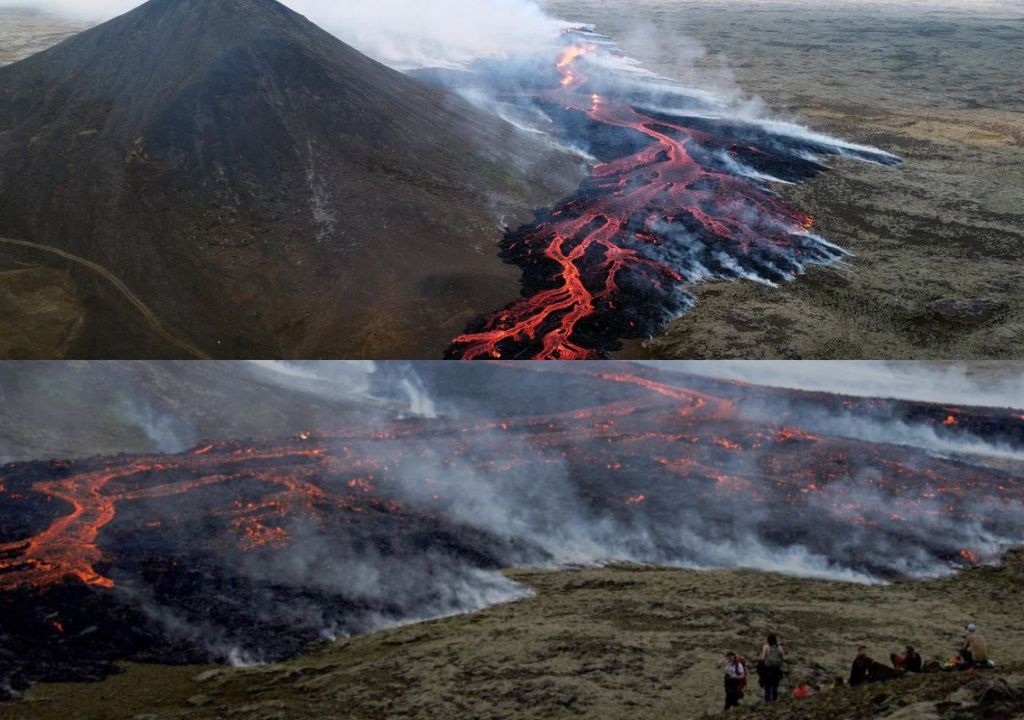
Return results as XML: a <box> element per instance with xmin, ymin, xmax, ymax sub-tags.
<box><xmin>557</xmin><ymin>44</ymin><xmax>595</xmax><ymax>89</ymax></box>
<box><xmin>2</xmin><ymin>372</ymin><xmax>1018</xmax><ymax>597</ymax></box>
<box><xmin>0</xmin><ymin>446</ymin><xmax>331</xmax><ymax>592</ymax></box>
<box><xmin>448</xmin><ymin>37</ymin><xmax>852</xmax><ymax>360</ymax></box>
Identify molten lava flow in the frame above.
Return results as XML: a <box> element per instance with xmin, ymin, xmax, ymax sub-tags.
<box><xmin>0</xmin><ymin>446</ymin><xmax>330</xmax><ymax>591</ymax></box>
<box><xmin>447</xmin><ymin>36</ymin><xmax>894</xmax><ymax>359</ymax></box>
<box><xmin>2</xmin><ymin>368</ymin><xmax>1020</xmax><ymax>598</ymax></box>
<box><xmin>1</xmin><ymin>368</ymin><xmax>1022</xmax><ymax>687</ymax></box>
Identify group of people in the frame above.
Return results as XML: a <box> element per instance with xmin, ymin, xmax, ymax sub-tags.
<box><xmin>717</xmin><ymin>624</ymin><xmax>994</xmax><ymax>711</ymax></box>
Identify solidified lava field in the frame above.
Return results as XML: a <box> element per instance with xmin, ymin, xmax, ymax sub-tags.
<box><xmin>1</xmin><ymin>365</ymin><xmax>1022</xmax><ymax>689</ymax></box>
<box><xmin>443</xmin><ymin>30</ymin><xmax>900</xmax><ymax>359</ymax></box>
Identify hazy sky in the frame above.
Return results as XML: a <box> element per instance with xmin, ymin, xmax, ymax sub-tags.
<box><xmin>652</xmin><ymin>361</ymin><xmax>1024</xmax><ymax>409</ymax></box>
<box><xmin>0</xmin><ymin>0</ymin><xmax>566</xmax><ymax>68</ymax></box>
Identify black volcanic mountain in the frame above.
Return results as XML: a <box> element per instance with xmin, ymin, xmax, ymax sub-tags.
<box><xmin>0</xmin><ymin>0</ymin><xmax>580</xmax><ymax>358</ymax></box>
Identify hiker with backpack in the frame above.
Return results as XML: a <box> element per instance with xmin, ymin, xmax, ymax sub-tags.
<box><xmin>757</xmin><ymin>633</ymin><xmax>786</xmax><ymax>703</ymax></box>
<box><xmin>718</xmin><ymin>651</ymin><xmax>748</xmax><ymax>710</ymax></box>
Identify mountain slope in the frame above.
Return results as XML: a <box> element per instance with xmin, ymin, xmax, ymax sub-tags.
<box><xmin>0</xmin><ymin>361</ymin><xmax>398</xmax><ymax>463</ymax></box>
<box><xmin>0</xmin><ymin>0</ymin><xmax>581</xmax><ymax>358</ymax></box>
<box><xmin>2</xmin><ymin>553</ymin><xmax>1022</xmax><ymax>718</ymax></box>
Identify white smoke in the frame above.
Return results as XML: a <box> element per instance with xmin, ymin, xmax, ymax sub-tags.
<box><xmin>791</xmin><ymin>409</ymin><xmax>1024</xmax><ymax>463</ymax></box>
<box><xmin>246</xmin><ymin>361</ymin><xmax>437</xmax><ymax>418</ymax></box>
<box><xmin>0</xmin><ymin>0</ymin><xmax>569</xmax><ymax>68</ymax></box>
<box><xmin>288</xmin><ymin>0</ymin><xmax>567</xmax><ymax>69</ymax></box>
<box><xmin>654</xmin><ymin>361</ymin><xmax>1024</xmax><ymax>410</ymax></box>
<box><xmin>0</xmin><ymin>0</ymin><xmax>138</xmax><ymax>17</ymax></box>
<box><xmin>113</xmin><ymin>396</ymin><xmax>196</xmax><ymax>454</ymax></box>
<box><xmin>246</xmin><ymin>360</ymin><xmax>376</xmax><ymax>399</ymax></box>
<box><xmin>378</xmin><ymin>416</ymin><xmax>913</xmax><ymax>584</ymax></box>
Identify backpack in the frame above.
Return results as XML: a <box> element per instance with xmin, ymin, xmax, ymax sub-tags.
<box><xmin>765</xmin><ymin>645</ymin><xmax>784</xmax><ymax>669</ymax></box>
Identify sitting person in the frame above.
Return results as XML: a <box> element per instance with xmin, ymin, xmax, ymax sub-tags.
<box><xmin>891</xmin><ymin>645</ymin><xmax>923</xmax><ymax>673</ymax></box>
<box><xmin>961</xmin><ymin>624</ymin><xmax>990</xmax><ymax>668</ymax></box>
<box><xmin>851</xmin><ymin>646</ymin><xmax>901</xmax><ymax>686</ymax></box>
<box><xmin>791</xmin><ymin>680</ymin><xmax>815</xmax><ymax>698</ymax></box>
<box><xmin>827</xmin><ymin>676</ymin><xmax>847</xmax><ymax>691</ymax></box>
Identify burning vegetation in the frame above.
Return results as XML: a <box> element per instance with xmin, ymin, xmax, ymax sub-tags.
<box><xmin>0</xmin><ymin>365</ymin><xmax>1021</xmax><ymax>689</ymax></box>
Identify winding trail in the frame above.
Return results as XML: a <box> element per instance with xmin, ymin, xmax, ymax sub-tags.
<box><xmin>0</xmin><ymin>236</ymin><xmax>210</xmax><ymax>359</ymax></box>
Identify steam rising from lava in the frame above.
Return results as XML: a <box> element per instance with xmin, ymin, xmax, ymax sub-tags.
<box><xmin>1</xmin><ymin>364</ymin><xmax>1022</xmax><ymax>686</ymax></box>
<box><xmin>432</xmin><ymin>30</ymin><xmax>900</xmax><ymax>358</ymax></box>
<box><xmin>4</xmin><ymin>0</ymin><xmax>901</xmax><ymax>359</ymax></box>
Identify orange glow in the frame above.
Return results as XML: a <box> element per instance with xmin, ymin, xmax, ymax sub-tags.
<box><xmin>556</xmin><ymin>44</ymin><xmax>595</xmax><ymax>69</ymax></box>
<box><xmin>449</xmin><ymin>38</ymin><xmax>819</xmax><ymax>360</ymax></box>
<box><xmin>348</xmin><ymin>477</ymin><xmax>374</xmax><ymax>493</ymax></box>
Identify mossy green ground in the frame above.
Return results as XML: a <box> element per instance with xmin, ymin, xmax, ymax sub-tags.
<box><xmin>4</xmin><ymin>551</ymin><xmax>1022</xmax><ymax>720</ymax></box>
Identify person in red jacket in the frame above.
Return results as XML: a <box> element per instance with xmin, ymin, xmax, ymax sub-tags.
<box><xmin>791</xmin><ymin>679</ymin><xmax>815</xmax><ymax>698</ymax></box>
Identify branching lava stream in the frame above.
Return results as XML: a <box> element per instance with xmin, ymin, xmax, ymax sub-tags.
<box><xmin>446</xmin><ymin>34</ymin><xmax>899</xmax><ymax>359</ymax></box>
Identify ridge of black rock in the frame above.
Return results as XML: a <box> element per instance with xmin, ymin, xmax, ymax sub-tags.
<box><xmin>0</xmin><ymin>0</ymin><xmax>581</xmax><ymax>358</ymax></box>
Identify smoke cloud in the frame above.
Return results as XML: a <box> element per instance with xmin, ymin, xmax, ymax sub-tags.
<box><xmin>0</xmin><ymin>0</ymin><xmax>568</xmax><ymax>69</ymax></box>
<box><xmin>656</xmin><ymin>361</ymin><xmax>1024</xmax><ymax>410</ymax></box>
<box><xmin>2</xmin><ymin>361</ymin><xmax>1023</xmax><ymax>685</ymax></box>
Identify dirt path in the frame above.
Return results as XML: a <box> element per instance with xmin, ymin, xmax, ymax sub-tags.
<box><xmin>0</xmin><ymin>237</ymin><xmax>211</xmax><ymax>360</ymax></box>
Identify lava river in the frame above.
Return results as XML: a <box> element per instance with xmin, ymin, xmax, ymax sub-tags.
<box><xmin>1</xmin><ymin>367</ymin><xmax>1021</xmax><ymax>685</ymax></box>
<box><xmin>445</xmin><ymin>31</ymin><xmax>900</xmax><ymax>359</ymax></box>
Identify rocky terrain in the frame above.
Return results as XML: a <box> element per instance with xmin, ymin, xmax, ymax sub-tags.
<box><xmin>4</xmin><ymin>1</ymin><xmax>1019</xmax><ymax>360</ymax></box>
<box><xmin>2</xmin><ymin>550</ymin><xmax>1022</xmax><ymax>719</ymax></box>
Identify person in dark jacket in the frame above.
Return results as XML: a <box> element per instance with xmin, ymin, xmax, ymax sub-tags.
<box><xmin>891</xmin><ymin>645</ymin><xmax>923</xmax><ymax>673</ymax></box>
<box><xmin>851</xmin><ymin>646</ymin><xmax>901</xmax><ymax>686</ymax></box>
<box><xmin>850</xmin><ymin>646</ymin><xmax>872</xmax><ymax>686</ymax></box>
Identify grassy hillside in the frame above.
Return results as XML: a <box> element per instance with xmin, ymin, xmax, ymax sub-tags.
<box><xmin>4</xmin><ymin>550</ymin><xmax>1022</xmax><ymax>719</ymax></box>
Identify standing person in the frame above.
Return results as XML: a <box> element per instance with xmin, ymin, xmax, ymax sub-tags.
<box><xmin>961</xmin><ymin>624</ymin><xmax>989</xmax><ymax>667</ymax></box>
<box><xmin>718</xmin><ymin>651</ymin><xmax>748</xmax><ymax>710</ymax></box>
<box><xmin>758</xmin><ymin>633</ymin><xmax>786</xmax><ymax>703</ymax></box>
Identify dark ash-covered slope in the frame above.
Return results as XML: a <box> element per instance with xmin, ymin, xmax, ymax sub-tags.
<box><xmin>0</xmin><ymin>0</ymin><xmax>580</xmax><ymax>358</ymax></box>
